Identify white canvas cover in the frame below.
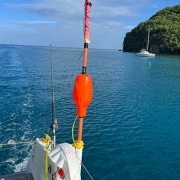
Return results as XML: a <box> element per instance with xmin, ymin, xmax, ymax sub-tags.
<box><xmin>27</xmin><ymin>139</ymin><xmax>82</xmax><ymax>180</ymax></box>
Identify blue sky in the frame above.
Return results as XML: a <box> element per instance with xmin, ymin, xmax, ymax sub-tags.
<box><xmin>0</xmin><ymin>0</ymin><xmax>179</xmax><ymax>49</ymax></box>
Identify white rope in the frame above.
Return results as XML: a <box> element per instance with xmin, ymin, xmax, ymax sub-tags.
<box><xmin>81</xmin><ymin>161</ymin><xmax>94</xmax><ymax>180</ymax></box>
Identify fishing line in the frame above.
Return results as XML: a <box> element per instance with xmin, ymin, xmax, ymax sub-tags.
<box><xmin>77</xmin><ymin>50</ymin><xmax>84</xmax><ymax>62</ymax></box>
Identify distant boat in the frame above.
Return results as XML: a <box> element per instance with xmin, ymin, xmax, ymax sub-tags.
<box><xmin>136</xmin><ymin>49</ymin><xmax>155</xmax><ymax>57</ymax></box>
<box><xmin>137</xmin><ymin>26</ymin><xmax>155</xmax><ymax>57</ymax></box>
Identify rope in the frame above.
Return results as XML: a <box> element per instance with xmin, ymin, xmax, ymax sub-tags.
<box><xmin>41</xmin><ymin>134</ymin><xmax>51</xmax><ymax>180</ymax></box>
<box><xmin>81</xmin><ymin>161</ymin><xmax>94</xmax><ymax>180</ymax></box>
<box><xmin>72</xmin><ymin>116</ymin><xmax>78</xmax><ymax>143</ymax></box>
<box><xmin>73</xmin><ymin>140</ymin><xmax>84</xmax><ymax>149</ymax></box>
<box><xmin>74</xmin><ymin>151</ymin><xmax>94</xmax><ymax>180</ymax></box>
<box><xmin>71</xmin><ymin>116</ymin><xmax>92</xmax><ymax>178</ymax></box>
<box><xmin>45</xmin><ymin>142</ymin><xmax>49</xmax><ymax>180</ymax></box>
<box><xmin>72</xmin><ymin>116</ymin><xmax>84</xmax><ymax>149</ymax></box>
<box><xmin>0</xmin><ymin>141</ymin><xmax>36</xmax><ymax>146</ymax></box>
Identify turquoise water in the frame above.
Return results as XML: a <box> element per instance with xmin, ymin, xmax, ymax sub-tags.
<box><xmin>0</xmin><ymin>44</ymin><xmax>180</xmax><ymax>179</ymax></box>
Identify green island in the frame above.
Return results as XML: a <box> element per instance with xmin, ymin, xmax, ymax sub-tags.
<box><xmin>123</xmin><ymin>4</ymin><xmax>180</xmax><ymax>54</ymax></box>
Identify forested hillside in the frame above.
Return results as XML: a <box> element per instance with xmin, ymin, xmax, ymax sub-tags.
<box><xmin>123</xmin><ymin>4</ymin><xmax>180</xmax><ymax>54</ymax></box>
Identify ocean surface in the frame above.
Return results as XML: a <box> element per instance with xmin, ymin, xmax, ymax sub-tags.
<box><xmin>0</xmin><ymin>44</ymin><xmax>180</xmax><ymax>179</ymax></box>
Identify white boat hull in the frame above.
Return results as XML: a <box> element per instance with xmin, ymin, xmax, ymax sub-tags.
<box><xmin>136</xmin><ymin>49</ymin><xmax>155</xmax><ymax>57</ymax></box>
<box><xmin>26</xmin><ymin>138</ymin><xmax>82</xmax><ymax>180</ymax></box>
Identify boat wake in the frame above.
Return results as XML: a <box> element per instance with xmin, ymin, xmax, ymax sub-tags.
<box><xmin>0</xmin><ymin>90</ymin><xmax>36</xmax><ymax>175</ymax></box>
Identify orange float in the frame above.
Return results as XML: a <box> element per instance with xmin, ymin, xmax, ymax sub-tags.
<box><xmin>73</xmin><ymin>74</ymin><xmax>93</xmax><ymax>117</ymax></box>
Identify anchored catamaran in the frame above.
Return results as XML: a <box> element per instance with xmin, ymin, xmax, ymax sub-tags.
<box><xmin>136</xmin><ymin>25</ymin><xmax>155</xmax><ymax>57</ymax></box>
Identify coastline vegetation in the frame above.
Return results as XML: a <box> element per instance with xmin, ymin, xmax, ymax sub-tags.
<box><xmin>123</xmin><ymin>4</ymin><xmax>180</xmax><ymax>54</ymax></box>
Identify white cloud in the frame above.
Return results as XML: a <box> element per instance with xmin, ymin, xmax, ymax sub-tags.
<box><xmin>2</xmin><ymin>0</ymin><xmax>176</xmax><ymax>49</ymax></box>
<box><xmin>123</xmin><ymin>25</ymin><xmax>135</xmax><ymax>30</ymax></box>
<box><xmin>4</xmin><ymin>0</ymin><xmax>84</xmax><ymax>23</ymax></box>
<box><xmin>4</xmin><ymin>0</ymin><xmax>153</xmax><ymax>24</ymax></box>
<box><xmin>11</xmin><ymin>20</ymin><xmax>56</xmax><ymax>25</ymax></box>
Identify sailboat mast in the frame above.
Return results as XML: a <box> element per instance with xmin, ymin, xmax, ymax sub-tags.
<box><xmin>147</xmin><ymin>25</ymin><xmax>150</xmax><ymax>51</ymax></box>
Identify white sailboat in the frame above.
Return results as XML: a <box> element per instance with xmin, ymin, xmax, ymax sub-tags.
<box><xmin>0</xmin><ymin>1</ymin><xmax>93</xmax><ymax>180</ymax></box>
<box><xmin>136</xmin><ymin>26</ymin><xmax>155</xmax><ymax>57</ymax></box>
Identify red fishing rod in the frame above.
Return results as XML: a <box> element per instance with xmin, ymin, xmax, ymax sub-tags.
<box><xmin>73</xmin><ymin>0</ymin><xmax>93</xmax><ymax>148</ymax></box>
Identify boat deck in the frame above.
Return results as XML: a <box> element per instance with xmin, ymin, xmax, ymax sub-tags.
<box><xmin>0</xmin><ymin>172</ymin><xmax>34</xmax><ymax>180</ymax></box>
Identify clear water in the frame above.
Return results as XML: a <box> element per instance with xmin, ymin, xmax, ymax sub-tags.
<box><xmin>0</xmin><ymin>44</ymin><xmax>180</xmax><ymax>179</ymax></box>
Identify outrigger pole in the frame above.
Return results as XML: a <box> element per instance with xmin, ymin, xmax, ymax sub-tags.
<box><xmin>73</xmin><ymin>0</ymin><xmax>93</xmax><ymax>149</ymax></box>
<box><xmin>50</xmin><ymin>44</ymin><xmax>58</xmax><ymax>148</ymax></box>
<box><xmin>82</xmin><ymin>0</ymin><xmax>92</xmax><ymax>74</ymax></box>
